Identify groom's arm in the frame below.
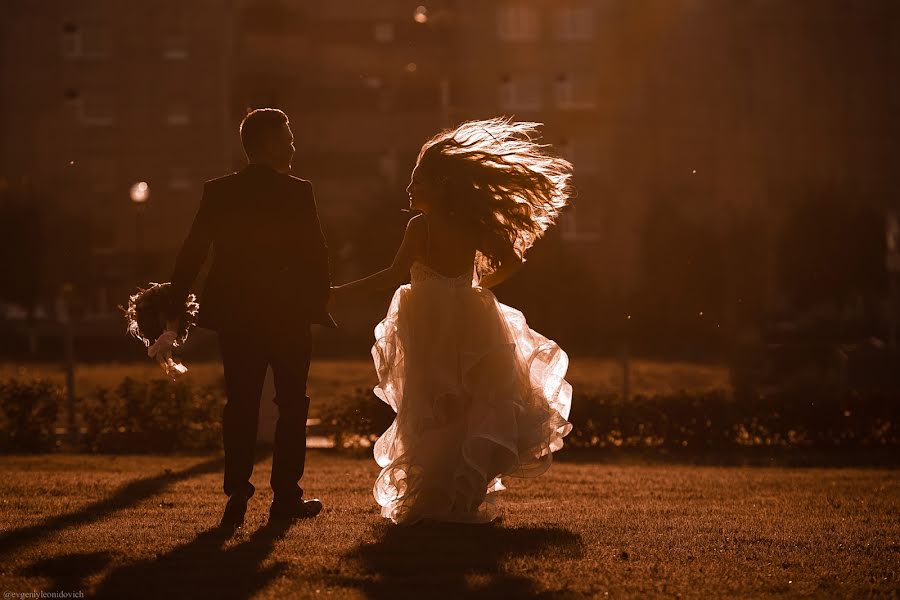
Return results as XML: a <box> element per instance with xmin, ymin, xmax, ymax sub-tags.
<box><xmin>165</xmin><ymin>182</ymin><xmax>215</xmax><ymax>322</ymax></box>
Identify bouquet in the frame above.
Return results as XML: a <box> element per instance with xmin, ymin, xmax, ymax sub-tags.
<box><xmin>122</xmin><ymin>282</ymin><xmax>199</xmax><ymax>379</ymax></box>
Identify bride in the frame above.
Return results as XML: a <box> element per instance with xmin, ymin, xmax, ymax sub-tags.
<box><xmin>331</xmin><ymin>117</ymin><xmax>574</xmax><ymax>525</ymax></box>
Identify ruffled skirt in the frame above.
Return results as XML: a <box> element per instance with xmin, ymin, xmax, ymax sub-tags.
<box><xmin>371</xmin><ymin>281</ymin><xmax>573</xmax><ymax>525</ymax></box>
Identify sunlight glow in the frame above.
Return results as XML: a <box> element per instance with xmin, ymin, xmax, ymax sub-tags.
<box><xmin>414</xmin><ymin>6</ymin><xmax>428</xmax><ymax>23</ymax></box>
<box><xmin>130</xmin><ymin>181</ymin><xmax>150</xmax><ymax>203</ymax></box>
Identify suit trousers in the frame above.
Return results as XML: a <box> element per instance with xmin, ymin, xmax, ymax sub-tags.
<box><xmin>218</xmin><ymin>324</ymin><xmax>312</xmax><ymax>502</ymax></box>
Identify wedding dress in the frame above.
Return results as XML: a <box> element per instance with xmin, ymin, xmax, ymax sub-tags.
<box><xmin>371</xmin><ymin>250</ymin><xmax>573</xmax><ymax>525</ymax></box>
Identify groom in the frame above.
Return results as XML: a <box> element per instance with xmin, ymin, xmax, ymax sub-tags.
<box><xmin>159</xmin><ymin>108</ymin><xmax>335</xmax><ymax>528</ymax></box>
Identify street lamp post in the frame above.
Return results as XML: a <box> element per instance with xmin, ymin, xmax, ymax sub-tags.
<box><xmin>130</xmin><ymin>181</ymin><xmax>150</xmax><ymax>281</ymax></box>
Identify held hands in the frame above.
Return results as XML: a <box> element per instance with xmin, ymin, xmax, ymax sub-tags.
<box><xmin>147</xmin><ymin>329</ymin><xmax>188</xmax><ymax>380</ymax></box>
<box><xmin>327</xmin><ymin>285</ymin><xmax>359</xmax><ymax>323</ymax></box>
<box><xmin>327</xmin><ymin>285</ymin><xmax>343</xmax><ymax>313</ymax></box>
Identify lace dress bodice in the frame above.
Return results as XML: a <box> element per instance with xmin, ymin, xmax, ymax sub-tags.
<box><xmin>409</xmin><ymin>261</ymin><xmax>477</xmax><ymax>288</ymax></box>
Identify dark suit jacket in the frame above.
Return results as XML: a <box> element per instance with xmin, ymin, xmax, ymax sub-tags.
<box><xmin>165</xmin><ymin>164</ymin><xmax>335</xmax><ymax>334</ymax></box>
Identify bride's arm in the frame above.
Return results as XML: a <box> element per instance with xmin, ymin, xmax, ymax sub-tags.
<box><xmin>333</xmin><ymin>214</ymin><xmax>426</xmax><ymax>297</ymax></box>
<box><xmin>478</xmin><ymin>254</ymin><xmax>524</xmax><ymax>289</ymax></box>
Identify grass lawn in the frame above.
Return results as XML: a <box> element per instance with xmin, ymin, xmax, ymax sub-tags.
<box><xmin>0</xmin><ymin>453</ymin><xmax>896</xmax><ymax>598</ymax></box>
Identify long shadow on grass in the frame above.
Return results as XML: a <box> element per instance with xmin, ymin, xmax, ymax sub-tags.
<box><xmin>22</xmin><ymin>521</ymin><xmax>292</xmax><ymax>598</ymax></box>
<box><xmin>342</xmin><ymin>521</ymin><xmax>583</xmax><ymax>599</ymax></box>
<box><xmin>0</xmin><ymin>450</ymin><xmax>269</xmax><ymax>560</ymax></box>
<box><xmin>21</xmin><ymin>551</ymin><xmax>113</xmax><ymax>592</ymax></box>
<box><xmin>82</xmin><ymin>520</ymin><xmax>292</xmax><ymax>599</ymax></box>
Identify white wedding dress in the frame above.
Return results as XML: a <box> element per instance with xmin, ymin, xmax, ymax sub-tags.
<box><xmin>371</xmin><ymin>258</ymin><xmax>573</xmax><ymax>525</ymax></box>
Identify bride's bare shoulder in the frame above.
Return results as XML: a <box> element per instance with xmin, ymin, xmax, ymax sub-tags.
<box><xmin>408</xmin><ymin>212</ymin><xmax>427</xmax><ymax>226</ymax></box>
<box><xmin>401</xmin><ymin>214</ymin><xmax>429</xmax><ymax>252</ymax></box>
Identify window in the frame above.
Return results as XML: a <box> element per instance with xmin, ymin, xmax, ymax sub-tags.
<box><xmin>61</xmin><ymin>22</ymin><xmax>110</xmax><ymax>60</ymax></box>
<box><xmin>167</xmin><ymin>102</ymin><xmax>190</xmax><ymax>126</ymax></box>
<box><xmin>555</xmin><ymin>138</ymin><xmax>599</xmax><ymax>242</ymax></box>
<box><xmin>374</xmin><ymin>22</ymin><xmax>394</xmax><ymax>43</ymax></box>
<box><xmin>61</xmin><ymin>23</ymin><xmax>83</xmax><ymax>59</ymax></box>
<box><xmin>65</xmin><ymin>89</ymin><xmax>116</xmax><ymax>126</ymax></box>
<box><xmin>559</xmin><ymin>136</ymin><xmax>599</xmax><ymax>174</ymax></box>
<box><xmin>554</xmin><ymin>6</ymin><xmax>594</xmax><ymax>41</ymax></box>
<box><xmin>497</xmin><ymin>5</ymin><xmax>539</xmax><ymax>42</ymax></box>
<box><xmin>163</xmin><ymin>34</ymin><xmax>189</xmax><ymax>60</ymax></box>
<box><xmin>560</xmin><ymin>203</ymin><xmax>600</xmax><ymax>242</ymax></box>
<box><xmin>554</xmin><ymin>73</ymin><xmax>597</xmax><ymax>110</ymax></box>
<box><xmin>499</xmin><ymin>74</ymin><xmax>541</xmax><ymax>111</ymax></box>
<box><xmin>64</xmin><ymin>88</ymin><xmax>81</xmax><ymax>107</ymax></box>
<box><xmin>557</xmin><ymin>137</ymin><xmax>576</xmax><ymax>174</ymax></box>
<box><xmin>82</xmin><ymin>95</ymin><xmax>116</xmax><ymax>126</ymax></box>
<box><xmin>561</xmin><ymin>203</ymin><xmax>579</xmax><ymax>241</ymax></box>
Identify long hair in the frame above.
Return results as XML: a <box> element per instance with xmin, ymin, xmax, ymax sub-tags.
<box><xmin>416</xmin><ymin>117</ymin><xmax>574</xmax><ymax>275</ymax></box>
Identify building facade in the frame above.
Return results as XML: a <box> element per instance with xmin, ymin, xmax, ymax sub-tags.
<box><xmin>0</xmin><ymin>0</ymin><xmax>233</xmax><ymax>316</ymax></box>
<box><xmin>1</xmin><ymin>1</ymin><xmax>897</xmax><ymax>353</ymax></box>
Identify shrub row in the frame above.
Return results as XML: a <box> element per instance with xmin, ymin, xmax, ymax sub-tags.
<box><xmin>566</xmin><ymin>387</ymin><xmax>898</xmax><ymax>450</ymax></box>
<box><xmin>0</xmin><ymin>376</ymin><xmax>224</xmax><ymax>453</ymax></box>
<box><xmin>319</xmin><ymin>385</ymin><xmax>899</xmax><ymax>451</ymax></box>
<box><xmin>1</xmin><ymin>376</ymin><xmax>897</xmax><ymax>453</ymax></box>
<box><xmin>0</xmin><ymin>378</ymin><xmax>60</xmax><ymax>452</ymax></box>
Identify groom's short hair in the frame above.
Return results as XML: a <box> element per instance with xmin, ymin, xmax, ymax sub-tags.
<box><xmin>240</xmin><ymin>108</ymin><xmax>289</xmax><ymax>158</ymax></box>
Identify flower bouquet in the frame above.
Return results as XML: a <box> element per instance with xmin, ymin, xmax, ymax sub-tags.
<box><xmin>122</xmin><ymin>282</ymin><xmax>199</xmax><ymax>379</ymax></box>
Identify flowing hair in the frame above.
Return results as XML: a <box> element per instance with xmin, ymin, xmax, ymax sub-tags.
<box><xmin>416</xmin><ymin>117</ymin><xmax>574</xmax><ymax>275</ymax></box>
